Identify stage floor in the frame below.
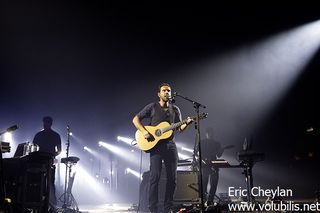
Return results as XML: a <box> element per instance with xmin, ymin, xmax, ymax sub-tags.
<box><xmin>76</xmin><ymin>203</ymin><xmax>137</xmax><ymax>213</ymax></box>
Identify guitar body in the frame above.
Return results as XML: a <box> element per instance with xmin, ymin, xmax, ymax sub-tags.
<box><xmin>135</xmin><ymin>121</ymin><xmax>174</xmax><ymax>151</ymax></box>
<box><xmin>135</xmin><ymin>112</ymin><xmax>208</xmax><ymax>152</ymax></box>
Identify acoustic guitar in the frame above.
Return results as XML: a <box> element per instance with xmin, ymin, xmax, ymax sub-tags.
<box><xmin>136</xmin><ymin>112</ymin><xmax>208</xmax><ymax>152</ymax></box>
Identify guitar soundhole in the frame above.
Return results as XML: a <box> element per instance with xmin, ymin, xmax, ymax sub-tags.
<box><xmin>155</xmin><ymin>129</ymin><xmax>162</xmax><ymax>137</ymax></box>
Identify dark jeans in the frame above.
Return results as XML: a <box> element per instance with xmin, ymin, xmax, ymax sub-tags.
<box><xmin>149</xmin><ymin>141</ymin><xmax>178</xmax><ymax>213</ymax></box>
<box><xmin>49</xmin><ymin>165</ymin><xmax>57</xmax><ymax>206</ymax></box>
<box><xmin>202</xmin><ymin>167</ymin><xmax>219</xmax><ymax>202</ymax></box>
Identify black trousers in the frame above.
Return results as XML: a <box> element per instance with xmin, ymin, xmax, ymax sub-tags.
<box><xmin>49</xmin><ymin>165</ymin><xmax>57</xmax><ymax>206</ymax></box>
<box><xmin>202</xmin><ymin>167</ymin><xmax>219</xmax><ymax>202</ymax></box>
<box><xmin>149</xmin><ymin>141</ymin><xmax>178</xmax><ymax>213</ymax></box>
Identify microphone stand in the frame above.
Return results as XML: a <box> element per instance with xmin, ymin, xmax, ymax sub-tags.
<box><xmin>57</xmin><ymin>125</ymin><xmax>80</xmax><ymax>213</ymax></box>
<box><xmin>174</xmin><ymin>92</ymin><xmax>206</xmax><ymax>212</ymax></box>
<box><xmin>62</xmin><ymin>125</ymin><xmax>71</xmax><ymax>209</ymax></box>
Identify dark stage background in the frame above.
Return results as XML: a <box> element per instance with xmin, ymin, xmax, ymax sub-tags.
<box><xmin>1</xmin><ymin>2</ymin><xmax>320</xmax><ymax>204</ymax></box>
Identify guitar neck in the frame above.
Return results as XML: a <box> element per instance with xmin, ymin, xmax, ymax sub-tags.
<box><xmin>161</xmin><ymin>113</ymin><xmax>207</xmax><ymax>133</ymax></box>
<box><xmin>162</xmin><ymin>119</ymin><xmax>189</xmax><ymax>133</ymax></box>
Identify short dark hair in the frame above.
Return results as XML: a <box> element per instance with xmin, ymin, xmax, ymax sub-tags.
<box><xmin>43</xmin><ymin>116</ymin><xmax>53</xmax><ymax>124</ymax></box>
<box><xmin>158</xmin><ymin>82</ymin><xmax>171</xmax><ymax>92</ymax></box>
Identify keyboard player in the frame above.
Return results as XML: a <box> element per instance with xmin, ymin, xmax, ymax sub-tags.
<box><xmin>32</xmin><ymin>116</ymin><xmax>62</xmax><ymax>207</ymax></box>
<box><xmin>200</xmin><ymin>127</ymin><xmax>224</xmax><ymax>206</ymax></box>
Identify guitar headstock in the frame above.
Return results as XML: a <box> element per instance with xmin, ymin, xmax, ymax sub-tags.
<box><xmin>190</xmin><ymin>112</ymin><xmax>208</xmax><ymax>121</ymax></box>
<box><xmin>200</xmin><ymin>112</ymin><xmax>208</xmax><ymax>120</ymax></box>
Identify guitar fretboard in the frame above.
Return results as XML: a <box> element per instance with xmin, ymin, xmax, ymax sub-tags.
<box><xmin>161</xmin><ymin>112</ymin><xmax>207</xmax><ymax>133</ymax></box>
<box><xmin>162</xmin><ymin>119</ymin><xmax>189</xmax><ymax>133</ymax></box>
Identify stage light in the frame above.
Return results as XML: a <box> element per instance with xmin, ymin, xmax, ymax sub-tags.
<box><xmin>181</xmin><ymin>147</ymin><xmax>193</xmax><ymax>153</ymax></box>
<box><xmin>97</xmin><ymin>141</ymin><xmax>151</xmax><ymax>173</ymax></box>
<box><xmin>178</xmin><ymin>19</ymin><xmax>320</xmax><ymax>142</ymax></box>
<box><xmin>306</xmin><ymin>127</ymin><xmax>314</xmax><ymax>132</ymax></box>
<box><xmin>82</xmin><ymin>146</ymin><xmax>100</xmax><ymax>158</ymax></box>
<box><xmin>70</xmin><ymin>165</ymin><xmax>110</xmax><ymax>204</ymax></box>
<box><xmin>125</xmin><ymin>168</ymin><xmax>142</xmax><ymax>179</ymax></box>
<box><xmin>3</xmin><ymin>132</ymin><xmax>13</xmax><ymax>142</ymax></box>
<box><xmin>125</xmin><ymin>168</ymin><xmax>129</xmax><ymax>174</ymax></box>
<box><xmin>98</xmin><ymin>140</ymin><xmax>142</xmax><ymax>164</ymax></box>
<box><xmin>117</xmin><ymin>136</ymin><xmax>136</xmax><ymax>146</ymax></box>
<box><xmin>178</xmin><ymin>152</ymin><xmax>192</xmax><ymax>160</ymax></box>
<box><xmin>83</xmin><ymin>146</ymin><xmax>90</xmax><ymax>151</ymax></box>
<box><xmin>99</xmin><ymin>141</ymin><xmax>122</xmax><ymax>153</ymax></box>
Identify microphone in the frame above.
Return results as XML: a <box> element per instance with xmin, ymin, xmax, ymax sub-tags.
<box><xmin>67</xmin><ymin>125</ymin><xmax>72</xmax><ymax>133</ymax></box>
<box><xmin>165</xmin><ymin>93</ymin><xmax>176</xmax><ymax>103</ymax></box>
<box><xmin>67</xmin><ymin>125</ymin><xmax>72</xmax><ymax>138</ymax></box>
<box><xmin>67</xmin><ymin>125</ymin><xmax>71</xmax><ymax>133</ymax></box>
<box><xmin>6</xmin><ymin>125</ymin><xmax>18</xmax><ymax>132</ymax></box>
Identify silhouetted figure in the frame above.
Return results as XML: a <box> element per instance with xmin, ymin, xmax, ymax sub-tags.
<box><xmin>201</xmin><ymin>127</ymin><xmax>223</xmax><ymax>206</ymax></box>
<box><xmin>33</xmin><ymin>116</ymin><xmax>62</xmax><ymax>207</ymax></box>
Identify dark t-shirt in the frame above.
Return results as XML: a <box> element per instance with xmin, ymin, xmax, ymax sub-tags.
<box><xmin>201</xmin><ymin>138</ymin><xmax>222</xmax><ymax>165</ymax></box>
<box><xmin>33</xmin><ymin>129</ymin><xmax>61</xmax><ymax>156</ymax></box>
<box><xmin>136</xmin><ymin>102</ymin><xmax>182</xmax><ymax>126</ymax></box>
<box><xmin>136</xmin><ymin>102</ymin><xmax>182</xmax><ymax>141</ymax></box>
